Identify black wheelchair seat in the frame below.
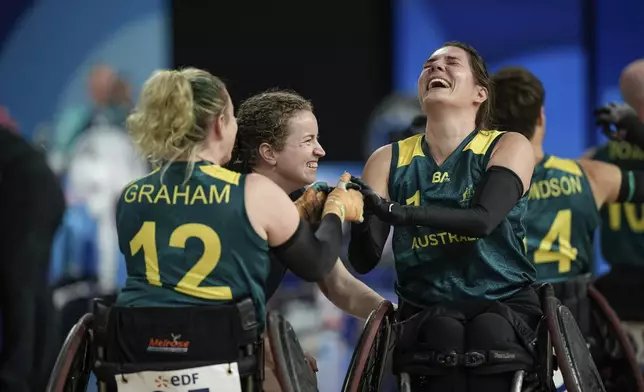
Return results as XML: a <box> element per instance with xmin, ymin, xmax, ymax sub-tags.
<box><xmin>47</xmin><ymin>297</ymin><xmax>264</xmax><ymax>392</ymax></box>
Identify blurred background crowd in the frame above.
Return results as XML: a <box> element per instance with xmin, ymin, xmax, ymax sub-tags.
<box><xmin>0</xmin><ymin>0</ymin><xmax>642</xmax><ymax>391</ymax></box>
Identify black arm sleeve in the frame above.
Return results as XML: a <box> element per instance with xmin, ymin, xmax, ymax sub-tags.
<box><xmin>617</xmin><ymin>170</ymin><xmax>644</xmax><ymax>203</ymax></box>
<box><xmin>392</xmin><ymin>165</ymin><xmax>524</xmax><ymax>237</ymax></box>
<box><xmin>348</xmin><ymin>209</ymin><xmax>391</xmax><ymax>274</ymax></box>
<box><xmin>270</xmin><ymin>214</ymin><xmax>342</xmax><ymax>282</ymax></box>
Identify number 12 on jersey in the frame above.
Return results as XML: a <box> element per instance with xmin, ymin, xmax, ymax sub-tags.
<box><xmin>534</xmin><ymin>209</ymin><xmax>579</xmax><ymax>273</ymax></box>
<box><xmin>130</xmin><ymin>221</ymin><xmax>233</xmax><ymax>300</ymax></box>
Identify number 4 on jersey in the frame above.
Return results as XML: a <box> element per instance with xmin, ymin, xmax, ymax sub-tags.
<box><xmin>534</xmin><ymin>209</ymin><xmax>579</xmax><ymax>273</ymax></box>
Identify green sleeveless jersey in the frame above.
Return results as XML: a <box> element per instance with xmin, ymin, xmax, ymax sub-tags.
<box><xmin>116</xmin><ymin>161</ymin><xmax>270</xmax><ymax>325</ymax></box>
<box><xmin>525</xmin><ymin>155</ymin><xmax>600</xmax><ymax>283</ymax></box>
<box><xmin>388</xmin><ymin>131</ymin><xmax>534</xmax><ymax>306</ymax></box>
<box><xmin>592</xmin><ymin>141</ymin><xmax>644</xmax><ymax>268</ymax></box>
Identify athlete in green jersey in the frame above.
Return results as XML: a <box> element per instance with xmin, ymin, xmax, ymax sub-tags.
<box><xmin>230</xmin><ymin>89</ymin><xmax>384</xmax><ymax>390</ymax></box>
<box><xmin>116</xmin><ymin>162</ymin><xmax>271</xmax><ymax>310</ymax></box>
<box><xmin>491</xmin><ymin>68</ymin><xmax>644</xmax><ymax>385</ymax></box>
<box><xmin>491</xmin><ymin>66</ymin><xmax>644</xmax><ymax>288</ymax></box>
<box><xmin>384</xmin><ymin>130</ymin><xmax>532</xmax><ymax>304</ymax></box>
<box><xmin>349</xmin><ymin>42</ymin><xmax>541</xmax><ymax>392</ymax></box>
<box><xmin>590</xmin><ymin>59</ymin><xmax>644</xmax><ymax>364</ymax></box>
<box><xmin>592</xmin><ymin>141</ymin><xmax>644</xmax><ymax>272</ymax></box>
<box><xmin>115</xmin><ymin>68</ymin><xmax>364</xmax><ymax>333</ymax></box>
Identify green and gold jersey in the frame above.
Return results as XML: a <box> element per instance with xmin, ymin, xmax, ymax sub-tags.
<box><xmin>388</xmin><ymin>131</ymin><xmax>534</xmax><ymax>307</ymax></box>
<box><xmin>116</xmin><ymin>161</ymin><xmax>270</xmax><ymax>325</ymax></box>
<box><xmin>592</xmin><ymin>141</ymin><xmax>644</xmax><ymax>268</ymax></box>
<box><xmin>525</xmin><ymin>155</ymin><xmax>600</xmax><ymax>283</ymax></box>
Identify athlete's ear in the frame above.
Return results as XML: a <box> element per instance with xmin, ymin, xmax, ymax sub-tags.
<box><xmin>475</xmin><ymin>86</ymin><xmax>488</xmax><ymax>104</ymax></box>
<box><xmin>536</xmin><ymin>106</ymin><xmax>546</xmax><ymax>127</ymax></box>
<box><xmin>209</xmin><ymin>114</ymin><xmax>226</xmax><ymax>141</ymax></box>
<box><xmin>258</xmin><ymin>142</ymin><xmax>278</xmax><ymax>166</ymax></box>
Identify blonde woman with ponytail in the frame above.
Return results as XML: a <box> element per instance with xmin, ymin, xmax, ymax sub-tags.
<box><xmin>112</xmin><ymin>68</ymin><xmax>364</xmax><ymax>388</ymax></box>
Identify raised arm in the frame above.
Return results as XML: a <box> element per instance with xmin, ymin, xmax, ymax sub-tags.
<box><xmin>578</xmin><ymin>158</ymin><xmax>644</xmax><ymax>207</ymax></box>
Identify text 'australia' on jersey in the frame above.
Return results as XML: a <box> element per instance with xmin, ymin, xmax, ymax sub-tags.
<box><xmin>525</xmin><ymin>155</ymin><xmax>600</xmax><ymax>283</ymax></box>
<box><xmin>388</xmin><ymin>130</ymin><xmax>535</xmax><ymax>307</ymax></box>
<box><xmin>115</xmin><ymin>161</ymin><xmax>270</xmax><ymax>325</ymax></box>
<box><xmin>592</xmin><ymin>141</ymin><xmax>644</xmax><ymax>268</ymax></box>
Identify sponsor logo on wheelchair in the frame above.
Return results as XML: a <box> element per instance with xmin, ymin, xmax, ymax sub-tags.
<box><xmin>116</xmin><ymin>363</ymin><xmax>242</xmax><ymax>392</ymax></box>
<box><xmin>147</xmin><ymin>333</ymin><xmax>191</xmax><ymax>354</ymax></box>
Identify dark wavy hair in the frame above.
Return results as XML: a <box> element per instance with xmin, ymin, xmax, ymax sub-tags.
<box><xmin>441</xmin><ymin>41</ymin><xmax>493</xmax><ymax>129</ymax></box>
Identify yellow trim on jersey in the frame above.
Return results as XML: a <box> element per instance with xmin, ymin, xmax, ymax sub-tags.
<box><xmin>543</xmin><ymin>156</ymin><xmax>582</xmax><ymax>176</ymax></box>
<box><xmin>462</xmin><ymin>130</ymin><xmax>504</xmax><ymax>155</ymax></box>
<box><xmin>200</xmin><ymin>165</ymin><xmax>241</xmax><ymax>185</ymax></box>
<box><xmin>397</xmin><ymin>134</ymin><xmax>425</xmax><ymax>168</ymax></box>
<box><xmin>122</xmin><ymin>168</ymin><xmax>160</xmax><ymax>189</ymax></box>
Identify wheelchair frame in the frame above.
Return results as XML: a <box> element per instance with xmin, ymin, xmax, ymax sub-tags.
<box><xmin>588</xmin><ymin>284</ymin><xmax>644</xmax><ymax>392</ymax></box>
<box><xmin>342</xmin><ymin>285</ymin><xmax>614</xmax><ymax>392</ymax></box>
<box><xmin>266</xmin><ymin>310</ymin><xmax>319</xmax><ymax>392</ymax></box>
<box><xmin>46</xmin><ymin>313</ymin><xmax>94</xmax><ymax>392</ymax></box>
<box><xmin>341</xmin><ymin>300</ymin><xmax>396</xmax><ymax>392</ymax></box>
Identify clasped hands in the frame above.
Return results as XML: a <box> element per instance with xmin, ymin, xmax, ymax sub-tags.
<box><xmin>294</xmin><ymin>173</ymin><xmax>404</xmax><ymax>225</ymax></box>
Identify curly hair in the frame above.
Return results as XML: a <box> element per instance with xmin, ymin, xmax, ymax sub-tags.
<box><xmin>126</xmin><ymin>67</ymin><xmax>229</xmax><ymax>177</ymax></box>
<box><xmin>229</xmin><ymin>89</ymin><xmax>313</xmax><ymax>173</ymax></box>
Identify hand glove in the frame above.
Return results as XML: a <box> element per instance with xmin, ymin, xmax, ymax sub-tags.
<box><xmin>322</xmin><ymin>172</ymin><xmax>365</xmax><ymax>223</ymax></box>
<box><xmin>294</xmin><ymin>185</ymin><xmax>328</xmax><ymax>223</ymax></box>
<box><xmin>350</xmin><ymin>176</ymin><xmax>405</xmax><ymax>225</ymax></box>
<box><xmin>594</xmin><ymin>102</ymin><xmax>640</xmax><ymax>140</ymax></box>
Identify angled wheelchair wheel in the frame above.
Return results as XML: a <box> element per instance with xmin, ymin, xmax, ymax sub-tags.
<box><xmin>541</xmin><ymin>284</ymin><xmax>606</xmax><ymax>392</ymax></box>
<box><xmin>342</xmin><ymin>300</ymin><xmax>395</xmax><ymax>392</ymax></box>
<box><xmin>267</xmin><ymin>311</ymin><xmax>318</xmax><ymax>392</ymax></box>
<box><xmin>588</xmin><ymin>284</ymin><xmax>644</xmax><ymax>392</ymax></box>
<box><xmin>46</xmin><ymin>313</ymin><xmax>94</xmax><ymax>392</ymax></box>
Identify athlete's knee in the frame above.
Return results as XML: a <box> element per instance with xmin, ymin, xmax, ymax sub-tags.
<box><xmin>394</xmin><ymin>312</ymin><xmax>465</xmax><ymax>376</ymax></box>
<box><xmin>467</xmin><ymin>312</ymin><xmax>516</xmax><ymax>346</ymax></box>
<box><xmin>466</xmin><ymin>312</ymin><xmax>534</xmax><ymax>374</ymax></box>
<box><xmin>418</xmin><ymin>316</ymin><xmax>465</xmax><ymax>349</ymax></box>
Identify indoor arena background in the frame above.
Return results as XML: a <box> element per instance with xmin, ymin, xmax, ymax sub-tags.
<box><xmin>0</xmin><ymin>0</ymin><xmax>643</xmax><ymax>391</ymax></box>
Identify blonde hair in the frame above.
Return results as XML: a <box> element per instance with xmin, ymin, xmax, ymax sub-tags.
<box><xmin>127</xmin><ymin>67</ymin><xmax>229</xmax><ymax>178</ymax></box>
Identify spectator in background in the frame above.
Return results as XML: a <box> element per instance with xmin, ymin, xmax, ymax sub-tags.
<box><xmin>50</xmin><ymin>64</ymin><xmax>133</xmax><ymax>174</ymax></box>
<box><xmin>0</xmin><ymin>110</ymin><xmax>66</xmax><ymax>392</ymax></box>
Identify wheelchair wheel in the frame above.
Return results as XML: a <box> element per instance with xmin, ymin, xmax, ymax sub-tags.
<box><xmin>588</xmin><ymin>284</ymin><xmax>644</xmax><ymax>392</ymax></box>
<box><xmin>267</xmin><ymin>311</ymin><xmax>317</xmax><ymax>392</ymax></box>
<box><xmin>46</xmin><ymin>313</ymin><xmax>94</xmax><ymax>392</ymax></box>
<box><xmin>342</xmin><ymin>300</ymin><xmax>395</xmax><ymax>392</ymax></box>
<box><xmin>541</xmin><ymin>284</ymin><xmax>606</xmax><ymax>392</ymax></box>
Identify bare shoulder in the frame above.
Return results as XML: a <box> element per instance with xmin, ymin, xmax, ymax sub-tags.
<box><xmin>577</xmin><ymin>158</ymin><xmax>621</xmax><ymax>188</ymax></box>
<box><xmin>245</xmin><ymin>172</ymin><xmax>294</xmax><ymax>207</ymax></box>
<box><xmin>363</xmin><ymin>144</ymin><xmax>393</xmax><ymax>198</ymax></box>
<box><xmin>489</xmin><ymin>132</ymin><xmax>535</xmax><ymax>194</ymax></box>
<box><xmin>494</xmin><ymin>131</ymin><xmax>532</xmax><ymax>152</ymax></box>
<box><xmin>365</xmin><ymin>144</ymin><xmax>393</xmax><ymax>168</ymax></box>
<box><xmin>577</xmin><ymin>158</ymin><xmax>622</xmax><ymax>207</ymax></box>
<box><xmin>244</xmin><ymin>172</ymin><xmax>299</xmax><ymax>245</ymax></box>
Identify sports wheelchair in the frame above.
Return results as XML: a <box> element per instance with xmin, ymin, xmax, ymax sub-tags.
<box><xmin>342</xmin><ymin>283</ymin><xmax>644</xmax><ymax>392</ymax></box>
<box><xmin>46</xmin><ymin>297</ymin><xmax>265</xmax><ymax>392</ymax></box>
<box><xmin>46</xmin><ymin>298</ymin><xmax>322</xmax><ymax>392</ymax></box>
